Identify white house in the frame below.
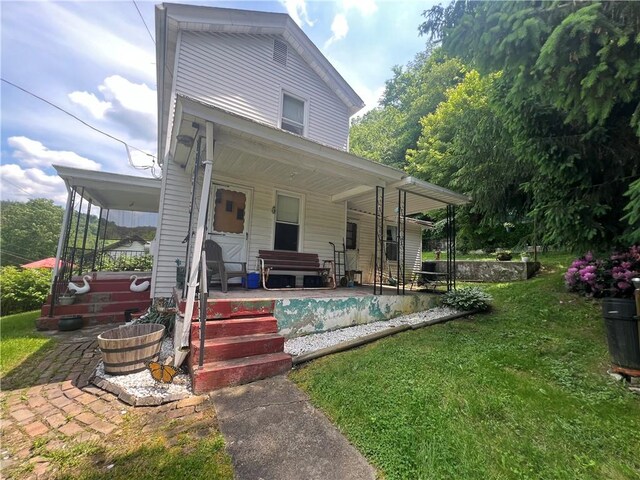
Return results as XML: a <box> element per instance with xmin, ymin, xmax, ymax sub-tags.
<box><xmin>151</xmin><ymin>3</ymin><xmax>468</xmax><ymax>300</ymax></box>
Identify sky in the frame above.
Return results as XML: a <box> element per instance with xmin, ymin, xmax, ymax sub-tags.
<box><xmin>0</xmin><ymin>0</ymin><xmax>437</xmax><ymax>205</ymax></box>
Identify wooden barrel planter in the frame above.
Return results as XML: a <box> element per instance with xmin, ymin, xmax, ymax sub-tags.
<box><xmin>97</xmin><ymin>324</ymin><xmax>165</xmax><ymax>375</ymax></box>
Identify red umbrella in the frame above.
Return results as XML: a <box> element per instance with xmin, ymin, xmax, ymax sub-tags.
<box><xmin>21</xmin><ymin>257</ymin><xmax>63</xmax><ymax>269</ymax></box>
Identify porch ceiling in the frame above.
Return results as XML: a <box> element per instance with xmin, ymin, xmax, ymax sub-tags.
<box><xmin>54</xmin><ymin>165</ymin><xmax>161</xmax><ymax>212</ymax></box>
<box><xmin>172</xmin><ymin>96</ymin><xmax>470</xmax><ymax>214</ymax></box>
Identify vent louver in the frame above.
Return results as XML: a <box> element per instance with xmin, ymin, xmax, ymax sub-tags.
<box><xmin>273</xmin><ymin>39</ymin><xmax>287</xmax><ymax>66</ymax></box>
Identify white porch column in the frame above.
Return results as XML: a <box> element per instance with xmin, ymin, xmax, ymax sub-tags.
<box><xmin>174</xmin><ymin>121</ymin><xmax>215</xmax><ymax>367</ymax></box>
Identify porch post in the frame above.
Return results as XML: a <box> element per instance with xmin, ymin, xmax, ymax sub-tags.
<box><xmin>91</xmin><ymin>207</ymin><xmax>103</xmax><ymax>272</ymax></box>
<box><xmin>77</xmin><ymin>199</ymin><xmax>92</xmax><ymax>274</ymax></box>
<box><xmin>183</xmin><ymin>136</ymin><xmax>202</xmax><ymax>298</ymax></box>
<box><xmin>174</xmin><ymin>121</ymin><xmax>215</xmax><ymax>368</ymax></box>
<box><xmin>396</xmin><ymin>189</ymin><xmax>406</xmax><ymax>295</ymax></box>
<box><xmin>446</xmin><ymin>205</ymin><xmax>456</xmax><ymax>291</ymax></box>
<box><xmin>373</xmin><ymin>186</ymin><xmax>385</xmax><ymax>295</ymax></box>
<box><xmin>99</xmin><ymin>209</ymin><xmax>110</xmax><ymax>270</ymax></box>
<box><xmin>68</xmin><ymin>187</ymin><xmax>85</xmax><ymax>277</ymax></box>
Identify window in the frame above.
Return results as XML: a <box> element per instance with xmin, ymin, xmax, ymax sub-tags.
<box><xmin>346</xmin><ymin>222</ymin><xmax>357</xmax><ymax>250</ymax></box>
<box><xmin>281</xmin><ymin>93</ymin><xmax>305</xmax><ymax>135</ymax></box>
<box><xmin>385</xmin><ymin>225</ymin><xmax>398</xmax><ymax>261</ymax></box>
<box><xmin>274</xmin><ymin>193</ymin><xmax>301</xmax><ymax>251</ymax></box>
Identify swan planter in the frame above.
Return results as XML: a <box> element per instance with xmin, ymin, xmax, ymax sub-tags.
<box><xmin>130</xmin><ymin>275</ymin><xmax>150</xmax><ymax>292</ymax></box>
<box><xmin>68</xmin><ymin>275</ymin><xmax>92</xmax><ymax>295</ymax></box>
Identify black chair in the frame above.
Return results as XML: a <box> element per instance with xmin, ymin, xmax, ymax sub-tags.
<box><xmin>204</xmin><ymin>239</ymin><xmax>248</xmax><ymax>293</ymax></box>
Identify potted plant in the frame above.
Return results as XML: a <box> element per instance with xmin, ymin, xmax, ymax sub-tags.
<box><xmin>58</xmin><ymin>291</ymin><xmax>76</xmax><ymax>305</ymax></box>
<box><xmin>565</xmin><ymin>247</ymin><xmax>640</xmax><ymax>370</ymax></box>
<box><xmin>496</xmin><ymin>250</ymin><xmax>512</xmax><ymax>261</ymax></box>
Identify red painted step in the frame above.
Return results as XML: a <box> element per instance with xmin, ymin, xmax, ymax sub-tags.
<box><xmin>190</xmin><ymin>333</ymin><xmax>284</xmax><ymax>363</ymax></box>
<box><xmin>40</xmin><ymin>299</ymin><xmax>150</xmax><ymax>317</ymax></box>
<box><xmin>44</xmin><ymin>290</ymin><xmax>151</xmax><ymax>304</ymax></box>
<box><xmin>191</xmin><ymin>352</ymin><xmax>292</xmax><ymax>394</ymax></box>
<box><xmin>180</xmin><ymin>298</ymin><xmax>275</xmax><ymax>320</ymax></box>
<box><xmin>191</xmin><ymin>316</ymin><xmax>278</xmax><ymax>340</ymax></box>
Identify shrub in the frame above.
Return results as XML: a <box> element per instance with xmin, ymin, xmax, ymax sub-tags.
<box><xmin>565</xmin><ymin>246</ymin><xmax>639</xmax><ymax>298</ymax></box>
<box><xmin>0</xmin><ymin>267</ymin><xmax>50</xmax><ymax>315</ymax></box>
<box><xmin>441</xmin><ymin>286</ymin><xmax>493</xmax><ymax>311</ymax></box>
<box><xmin>100</xmin><ymin>254</ymin><xmax>153</xmax><ymax>272</ymax></box>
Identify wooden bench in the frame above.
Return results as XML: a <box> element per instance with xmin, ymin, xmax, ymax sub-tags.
<box><xmin>257</xmin><ymin>250</ymin><xmax>335</xmax><ymax>290</ymax></box>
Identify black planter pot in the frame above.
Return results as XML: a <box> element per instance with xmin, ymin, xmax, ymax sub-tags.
<box><xmin>58</xmin><ymin>315</ymin><xmax>83</xmax><ymax>331</ymax></box>
<box><xmin>602</xmin><ymin>298</ymin><xmax>640</xmax><ymax>369</ymax></box>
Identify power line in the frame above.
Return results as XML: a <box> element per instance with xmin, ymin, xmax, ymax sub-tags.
<box><xmin>132</xmin><ymin>0</ymin><xmax>155</xmax><ymax>45</ymax></box>
<box><xmin>0</xmin><ymin>78</ymin><xmax>157</xmax><ymax>168</ymax></box>
<box><xmin>2</xmin><ymin>179</ymin><xmax>38</xmax><ymax>200</ymax></box>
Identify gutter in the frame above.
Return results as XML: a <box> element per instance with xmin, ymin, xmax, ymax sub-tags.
<box><xmin>291</xmin><ymin>309</ymin><xmax>481</xmax><ymax>366</ymax></box>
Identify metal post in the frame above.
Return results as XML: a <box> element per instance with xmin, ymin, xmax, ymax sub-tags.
<box><xmin>99</xmin><ymin>209</ymin><xmax>110</xmax><ymax>270</ymax></box>
<box><xmin>379</xmin><ymin>186</ymin><xmax>385</xmax><ymax>295</ymax></box>
<box><xmin>68</xmin><ymin>188</ymin><xmax>85</xmax><ymax>277</ymax></box>
<box><xmin>396</xmin><ymin>189</ymin><xmax>401</xmax><ymax>296</ymax></box>
<box><xmin>402</xmin><ymin>190</ymin><xmax>407</xmax><ymax>295</ymax></box>
<box><xmin>198</xmin><ymin>254</ymin><xmax>208</xmax><ymax>368</ymax></box>
<box><xmin>373</xmin><ymin>187</ymin><xmax>379</xmax><ymax>295</ymax></box>
<box><xmin>91</xmin><ymin>207</ymin><xmax>103</xmax><ymax>271</ymax></box>
<box><xmin>77</xmin><ymin>199</ymin><xmax>92</xmax><ymax>274</ymax></box>
<box><xmin>451</xmin><ymin>205</ymin><xmax>456</xmax><ymax>290</ymax></box>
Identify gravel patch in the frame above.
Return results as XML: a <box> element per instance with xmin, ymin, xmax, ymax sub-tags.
<box><xmin>285</xmin><ymin>306</ymin><xmax>461</xmax><ymax>357</ymax></box>
<box><xmin>93</xmin><ymin>337</ymin><xmax>193</xmax><ymax>405</ymax></box>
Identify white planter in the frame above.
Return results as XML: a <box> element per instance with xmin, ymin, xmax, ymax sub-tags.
<box><xmin>58</xmin><ymin>295</ymin><xmax>75</xmax><ymax>306</ymax></box>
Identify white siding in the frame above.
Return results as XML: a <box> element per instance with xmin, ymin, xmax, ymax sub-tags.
<box><xmin>151</xmin><ymin>158</ymin><xmax>201</xmax><ymax>297</ymax></box>
<box><xmin>175</xmin><ymin>32</ymin><xmax>350</xmax><ymax>150</ymax></box>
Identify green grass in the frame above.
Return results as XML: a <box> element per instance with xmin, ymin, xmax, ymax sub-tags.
<box><xmin>1</xmin><ymin>310</ymin><xmax>54</xmax><ymax>378</ymax></box>
<box><xmin>24</xmin><ymin>411</ymin><xmax>234</xmax><ymax>480</ymax></box>
<box><xmin>291</xmin><ymin>255</ymin><xmax>640</xmax><ymax>479</ymax></box>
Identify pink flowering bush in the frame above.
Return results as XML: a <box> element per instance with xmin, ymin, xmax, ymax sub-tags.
<box><xmin>565</xmin><ymin>246</ymin><xmax>640</xmax><ymax>298</ymax></box>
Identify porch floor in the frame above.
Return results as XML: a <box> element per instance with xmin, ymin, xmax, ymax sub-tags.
<box><xmin>204</xmin><ymin>284</ymin><xmax>430</xmax><ymax>300</ymax></box>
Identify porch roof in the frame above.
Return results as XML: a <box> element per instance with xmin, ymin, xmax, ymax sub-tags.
<box><xmin>54</xmin><ymin>165</ymin><xmax>161</xmax><ymax>213</ymax></box>
<box><xmin>173</xmin><ymin>96</ymin><xmax>470</xmax><ymax>216</ymax></box>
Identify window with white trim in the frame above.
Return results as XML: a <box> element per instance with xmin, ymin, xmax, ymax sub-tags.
<box><xmin>281</xmin><ymin>93</ymin><xmax>305</xmax><ymax>136</ymax></box>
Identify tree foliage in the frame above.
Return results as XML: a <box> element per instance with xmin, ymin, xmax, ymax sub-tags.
<box><xmin>417</xmin><ymin>0</ymin><xmax>640</xmax><ymax>249</ymax></box>
<box><xmin>350</xmin><ymin>50</ymin><xmax>466</xmax><ymax>169</ymax></box>
<box><xmin>1</xmin><ymin>199</ymin><xmax>64</xmax><ymax>266</ymax></box>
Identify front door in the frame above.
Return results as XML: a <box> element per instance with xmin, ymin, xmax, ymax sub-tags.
<box><xmin>210</xmin><ymin>185</ymin><xmax>251</xmax><ymax>282</ymax></box>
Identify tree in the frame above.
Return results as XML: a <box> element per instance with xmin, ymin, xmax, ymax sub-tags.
<box><xmin>350</xmin><ymin>49</ymin><xmax>466</xmax><ymax>169</ymax></box>
<box><xmin>0</xmin><ymin>199</ymin><xmax>63</xmax><ymax>266</ymax></box>
<box><xmin>419</xmin><ymin>1</ymin><xmax>640</xmax><ymax>249</ymax></box>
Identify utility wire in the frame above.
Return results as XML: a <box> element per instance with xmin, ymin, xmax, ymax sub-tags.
<box><xmin>1</xmin><ymin>78</ymin><xmax>158</xmax><ymax>169</ymax></box>
<box><xmin>133</xmin><ymin>0</ymin><xmax>155</xmax><ymax>45</ymax></box>
<box><xmin>3</xmin><ymin>179</ymin><xmax>38</xmax><ymax>200</ymax></box>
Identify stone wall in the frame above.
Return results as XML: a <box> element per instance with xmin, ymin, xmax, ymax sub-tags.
<box><xmin>433</xmin><ymin>261</ymin><xmax>540</xmax><ymax>282</ymax></box>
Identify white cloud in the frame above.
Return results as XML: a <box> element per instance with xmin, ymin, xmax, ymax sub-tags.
<box><xmin>8</xmin><ymin>136</ymin><xmax>102</xmax><ymax>171</ymax></box>
<box><xmin>342</xmin><ymin>0</ymin><xmax>378</xmax><ymax>16</ymax></box>
<box><xmin>0</xmin><ymin>164</ymin><xmax>67</xmax><ymax>204</ymax></box>
<box><xmin>280</xmin><ymin>0</ymin><xmax>314</xmax><ymax>27</ymax></box>
<box><xmin>324</xmin><ymin>14</ymin><xmax>349</xmax><ymax>49</ymax></box>
<box><xmin>99</xmin><ymin>75</ymin><xmax>156</xmax><ymax>117</ymax></box>
<box><xmin>68</xmin><ymin>91</ymin><xmax>112</xmax><ymax>118</ymax></box>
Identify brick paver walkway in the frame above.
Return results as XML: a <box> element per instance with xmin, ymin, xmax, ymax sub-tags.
<box><xmin>0</xmin><ymin>325</ymin><xmax>207</xmax><ymax>479</ymax></box>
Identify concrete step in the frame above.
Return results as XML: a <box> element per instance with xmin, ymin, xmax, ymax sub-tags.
<box><xmin>40</xmin><ymin>299</ymin><xmax>151</xmax><ymax>317</ymax></box>
<box><xmin>36</xmin><ymin>312</ymin><xmax>126</xmax><ymax>331</ymax></box>
<box><xmin>180</xmin><ymin>299</ymin><xmax>275</xmax><ymax>320</ymax></box>
<box><xmin>191</xmin><ymin>316</ymin><xmax>278</xmax><ymax>340</ymax></box>
<box><xmin>190</xmin><ymin>333</ymin><xmax>285</xmax><ymax>364</ymax></box>
<box><xmin>191</xmin><ymin>352</ymin><xmax>292</xmax><ymax>394</ymax></box>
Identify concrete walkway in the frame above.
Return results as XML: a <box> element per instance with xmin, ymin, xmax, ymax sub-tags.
<box><xmin>211</xmin><ymin>375</ymin><xmax>376</xmax><ymax>480</ymax></box>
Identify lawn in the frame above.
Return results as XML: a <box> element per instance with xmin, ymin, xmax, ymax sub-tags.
<box><xmin>291</xmin><ymin>254</ymin><xmax>640</xmax><ymax>479</ymax></box>
<box><xmin>1</xmin><ymin>310</ymin><xmax>55</xmax><ymax>378</ymax></box>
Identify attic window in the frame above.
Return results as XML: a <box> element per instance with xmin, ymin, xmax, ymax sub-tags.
<box><xmin>273</xmin><ymin>39</ymin><xmax>288</xmax><ymax>66</ymax></box>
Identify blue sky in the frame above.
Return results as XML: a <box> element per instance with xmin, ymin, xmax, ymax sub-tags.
<box><xmin>1</xmin><ymin>0</ymin><xmax>436</xmax><ymax>205</ymax></box>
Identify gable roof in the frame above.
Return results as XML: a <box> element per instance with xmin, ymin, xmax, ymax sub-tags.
<box><xmin>155</xmin><ymin>3</ymin><xmax>365</xmax><ymax>160</ymax></box>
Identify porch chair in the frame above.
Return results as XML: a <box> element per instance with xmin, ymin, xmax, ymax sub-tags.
<box><xmin>204</xmin><ymin>239</ymin><xmax>248</xmax><ymax>293</ymax></box>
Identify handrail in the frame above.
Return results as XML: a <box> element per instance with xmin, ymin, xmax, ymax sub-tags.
<box><xmin>198</xmin><ymin>252</ymin><xmax>208</xmax><ymax>368</ymax></box>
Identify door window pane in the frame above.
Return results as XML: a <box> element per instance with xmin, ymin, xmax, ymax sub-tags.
<box><xmin>213</xmin><ymin>189</ymin><xmax>246</xmax><ymax>234</ymax></box>
<box><xmin>346</xmin><ymin>222</ymin><xmax>357</xmax><ymax>249</ymax></box>
<box><xmin>274</xmin><ymin>223</ymin><xmax>299</xmax><ymax>251</ymax></box>
<box><xmin>386</xmin><ymin>225</ymin><xmax>398</xmax><ymax>261</ymax></box>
